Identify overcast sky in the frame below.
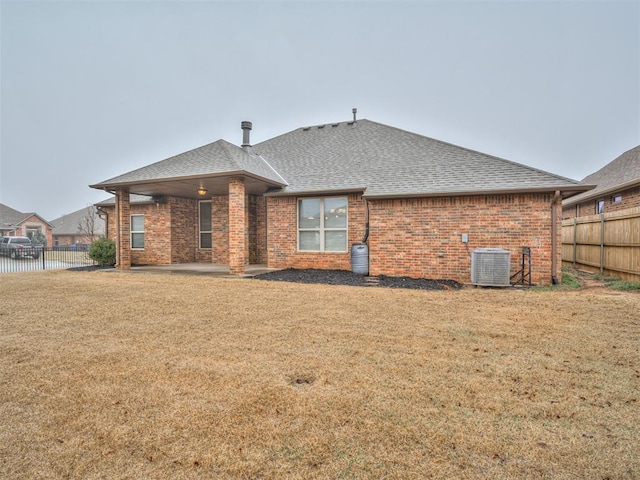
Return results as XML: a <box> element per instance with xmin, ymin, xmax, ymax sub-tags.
<box><xmin>1</xmin><ymin>0</ymin><xmax>638</xmax><ymax>221</ymax></box>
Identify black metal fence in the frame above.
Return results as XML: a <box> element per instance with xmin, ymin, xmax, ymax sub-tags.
<box><xmin>0</xmin><ymin>246</ymin><xmax>98</xmax><ymax>274</ymax></box>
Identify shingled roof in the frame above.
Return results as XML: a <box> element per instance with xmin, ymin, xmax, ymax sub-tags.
<box><xmin>91</xmin><ymin>139</ymin><xmax>287</xmax><ymax>189</ymax></box>
<box><xmin>50</xmin><ymin>207</ymin><xmax>105</xmax><ymax>236</ymax></box>
<box><xmin>562</xmin><ymin>145</ymin><xmax>640</xmax><ymax>207</ymax></box>
<box><xmin>0</xmin><ymin>203</ymin><xmax>51</xmax><ymax>232</ymax></box>
<box><xmin>255</xmin><ymin>120</ymin><xmax>588</xmax><ymax>198</ymax></box>
<box><xmin>90</xmin><ymin>118</ymin><xmax>590</xmax><ymax>200</ymax></box>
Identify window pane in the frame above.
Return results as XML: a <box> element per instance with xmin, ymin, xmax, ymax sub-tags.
<box><xmin>200</xmin><ymin>202</ymin><xmax>212</xmax><ymax>231</ymax></box>
<box><xmin>325</xmin><ymin>231</ymin><xmax>347</xmax><ymax>252</ymax></box>
<box><xmin>299</xmin><ymin>231</ymin><xmax>320</xmax><ymax>251</ymax></box>
<box><xmin>200</xmin><ymin>233</ymin><xmax>212</xmax><ymax>249</ymax></box>
<box><xmin>131</xmin><ymin>232</ymin><xmax>144</xmax><ymax>249</ymax></box>
<box><xmin>299</xmin><ymin>199</ymin><xmax>321</xmax><ymax>229</ymax></box>
<box><xmin>324</xmin><ymin>197</ymin><xmax>347</xmax><ymax>228</ymax></box>
<box><xmin>131</xmin><ymin>215</ymin><xmax>144</xmax><ymax>231</ymax></box>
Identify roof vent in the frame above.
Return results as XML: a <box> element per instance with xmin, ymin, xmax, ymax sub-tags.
<box><xmin>241</xmin><ymin>121</ymin><xmax>252</xmax><ymax>147</ymax></box>
<box><xmin>471</xmin><ymin>248</ymin><xmax>511</xmax><ymax>287</ymax></box>
<box><xmin>352</xmin><ymin>107</ymin><xmax>357</xmax><ymax>123</ymax></box>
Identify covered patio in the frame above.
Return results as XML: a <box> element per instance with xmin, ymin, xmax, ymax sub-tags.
<box><xmin>127</xmin><ymin>263</ymin><xmax>280</xmax><ymax>277</ymax></box>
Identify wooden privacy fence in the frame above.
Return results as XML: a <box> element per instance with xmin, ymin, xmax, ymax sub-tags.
<box><xmin>562</xmin><ymin>206</ymin><xmax>640</xmax><ymax>281</ymax></box>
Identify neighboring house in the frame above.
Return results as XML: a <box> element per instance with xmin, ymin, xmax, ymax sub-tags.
<box><xmin>562</xmin><ymin>145</ymin><xmax>640</xmax><ymax>219</ymax></box>
<box><xmin>50</xmin><ymin>206</ymin><xmax>105</xmax><ymax>247</ymax></box>
<box><xmin>0</xmin><ymin>202</ymin><xmax>53</xmax><ymax>245</ymax></box>
<box><xmin>90</xmin><ymin>117</ymin><xmax>591</xmax><ymax>285</ymax></box>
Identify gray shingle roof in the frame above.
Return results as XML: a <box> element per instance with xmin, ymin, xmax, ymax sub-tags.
<box><xmin>90</xmin><ymin>118</ymin><xmax>590</xmax><ymax>200</ymax></box>
<box><xmin>0</xmin><ymin>203</ymin><xmax>51</xmax><ymax>230</ymax></box>
<box><xmin>96</xmin><ymin>194</ymin><xmax>155</xmax><ymax>206</ymax></box>
<box><xmin>562</xmin><ymin>145</ymin><xmax>640</xmax><ymax>206</ymax></box>
<box><xmin>50</xmin><ymin>207</ymin><xmax>105</xmax><ymax>236</ymax></box>
<box><xmin>91</xmin><ymin>139</ymin><xmax>287</xmax><ymax>188</ymax></box>
<box><xmin>0</xmin><ymin>203</ymin><xmax>27</xmax><ymax>230</ymax></box>
<box><xmin>255</xmin><ymin>120</ymin><xmax>588</xmax><ymax>198</ymax></box>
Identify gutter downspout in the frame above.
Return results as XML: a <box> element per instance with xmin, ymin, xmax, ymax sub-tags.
<box><xmin>362</xmin><ymin>198</ymin><xmax>370</xmax><ymax>244</ymax></box>
<box><xmin>551</xmin><ymin>191</ymin><xmax>561</xmax><ymax>285</ymax></box>
<box><xmin>113</xmin><ymin>189</ymin><xmax>120</xmax><ymax>268</ymax></box>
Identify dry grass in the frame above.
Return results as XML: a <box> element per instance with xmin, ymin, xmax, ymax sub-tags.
<box><xmin>1</xmin><ymin>271</ymin><xmax>638</xmax><ymax>479</ymax></box>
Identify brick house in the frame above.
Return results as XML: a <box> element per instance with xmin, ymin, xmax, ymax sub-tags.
<box><xmin>90</xmin><ymin>117</ymin><xmax>590</xmax><ymax>285</ymax></box>
<box><xmin>562</xmin><ymin>145</ymin><xmax>640</xmax><ymax>219</ymax></box>
<box><xmin>0</xmin><ymin>202</ymin><xmax>53</xmax><ymax>245</ymax></box>
<box><xmin>50</xmin><ymin>206</ymin><xmax>105</xmax><ymax>247</ymax></box>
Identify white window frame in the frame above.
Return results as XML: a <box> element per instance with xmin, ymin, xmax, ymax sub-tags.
<box><xmin>130</xmin><ymin>214</ymin><xmax>145</xmax><ymax>250</ymax></box>
<box><xmin>297</xmin><ymin>196</ymin><xmax>348</xmax><ymax>252</ymax></box>
<box><xmin>199</xmin><ymin>201</ymin><xmax>212</xmax><ymax>249</ymax></box>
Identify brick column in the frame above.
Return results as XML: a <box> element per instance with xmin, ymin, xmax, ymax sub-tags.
<box><xmin>228</xmin><ymin>177</ymin><xmax>247</xmax><ymax>275</ymax></box>
<box><xmin>116</xmin><ymin>189</ymin><xmax>131</xmax><ymax>270</ymax></box>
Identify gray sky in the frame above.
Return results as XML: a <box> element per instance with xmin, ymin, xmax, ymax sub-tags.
<box><xmin>1</xmin><ymin>0</ymin><xmax>638</xmax><ymax>221</ymax></box>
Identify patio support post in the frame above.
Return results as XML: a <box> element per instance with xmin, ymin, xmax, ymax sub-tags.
<box><xmin>116</xmin><ymin>189</ymin><xmax>131</xmax><ymax>270</ymax></box>
<box><xmin>229</xmin><ymin>177</ymin><xmax>247</xmax><ymax>275</ymax></box>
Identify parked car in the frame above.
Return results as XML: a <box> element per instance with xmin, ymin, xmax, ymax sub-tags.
<box><xmin>0</xmin><ymin>236</ymin><xmax>43</xmax><ymax>259</ymax></box>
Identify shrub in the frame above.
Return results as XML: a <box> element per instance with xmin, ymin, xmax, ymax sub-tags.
<box><xmin>89</xmin><ymin>237</ymin><xmax>116</xmax><ymax>267</ymax></box>
<box><xmin>30</xmin><ymin>230</ymin><xmax>48</xmax><ymax>247</ymax></box>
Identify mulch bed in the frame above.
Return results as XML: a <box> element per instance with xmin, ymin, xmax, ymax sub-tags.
<box><xmin>67</xmin><ymin>265</ymin><xmax>114</xmax><ymax>272</ymax></box>
<box><xmin>254</xmin><ymin>268</ymin><xmax>462</xmax><ymax>290</ymax></box>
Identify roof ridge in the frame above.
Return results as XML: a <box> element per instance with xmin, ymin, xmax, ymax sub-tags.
<box><xmin>253</xmin><ymin>117</ymin><xmax>363</xmax><ymax>147</ymax></box>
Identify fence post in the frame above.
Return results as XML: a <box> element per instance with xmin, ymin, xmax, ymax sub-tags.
<box><xmin>600</xmin><ymin>213</ymin><xmax>605</xmax><ymax>275</ymax></box>
<box><xmin>42</xmin><ymin>247</ymin><xmax>46</xmax><ymax>270</ymax></box>
<box><xmin>573</xmin><ymin>217</ymin><xmax>577</xmax><ymax>267</ymax></box>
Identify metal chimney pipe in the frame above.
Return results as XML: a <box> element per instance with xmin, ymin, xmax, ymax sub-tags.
<box><xmin>352</xmin><ymin>108</ymin><xmax>357</xmax><ymax>123</ymax></box>
<box><xmin>241</xmin><ymin>121</ymin><xmax>252</xmax><ymax>147</ymax></box>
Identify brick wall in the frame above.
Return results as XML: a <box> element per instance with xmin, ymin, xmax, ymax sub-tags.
<box><xmin>267</xmin><ymin>193</ymin><xmax>559</xmax><ymax>285</ymax></box>
<box><xmin>16</xmin><ymin>215</ymin><xmax>54</xmax><ymax>246</ymax></box>
<box><xmin>563</xmin><ymin>184</ymin><xmax>640</xmax><ymax>219</ymax></box>
<box><xmin>249</xmin><ymin>195</ymin><xmax>267</xmax><ymax>264</ymax></box>
<box><xmin>115</xmin><ymin>191</ymin><xmax>131</xmax><ymax>269</ymax></box>
<box><xmin>100</xmin><ymin>192</ymin><xmax>265</xmax><ymax>267</ymax></box>
<box><xmin>266</xmin><ymin>194</ymin><xmax>366</xmax><ymax>271</ymax></box>
<box><xmin>228</xmin><ymin>178</ymin><xmax>246</xmax><ymax>274</ymax></box>
<box><xmin>169</xmin><ymin>197</ymin><xmax>197</xmax><ymax>263</ymax></box>
<box><xmin>128</xmin><ymin>202</ymin><xmax>172</xmax><ymax>265</ymax></box>
<box><xmin>104</xmin><ymin>198</ymin><xmax>196</xmax><ymax>266</ymax></box>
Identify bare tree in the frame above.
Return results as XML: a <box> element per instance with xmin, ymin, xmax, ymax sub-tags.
<box><xmin>77</xmin><ymin>205</ymin><xmax>99</xmax><ymax>243</ymax></box>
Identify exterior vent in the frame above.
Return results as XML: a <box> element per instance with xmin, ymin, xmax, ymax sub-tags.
<box><xmin>471</xmin><ymin>248</ymin><xmax>511</xmax><ymax>287</ymax></box>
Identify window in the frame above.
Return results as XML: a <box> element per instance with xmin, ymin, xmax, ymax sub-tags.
<box><xmin>199</xmin><ymin>201</ymin><xmax>212</xmax><ymax>249</ymax></box>
<box><xmin>596</xmin><ymin>200</ymin><xmax>605</xmax><ymax>214</ymax></box>
<box><xmin>298</xmin><ymin>197</ymin><xmax>347</xmax><ymax>252</ymax></box>
<box><xmin>25</xmin><ymin>226</ymin><xmax>41</xmax><ymax>240</ymax></box>
<box><xmin>131</xmin><ymin>215</ymin><xmax>144</xmax><ymax>249</ymax></box>
<box><xmin>611</xmin><ymin>194</ymin><xmax>622</xmax><ymax>204</ymax></box>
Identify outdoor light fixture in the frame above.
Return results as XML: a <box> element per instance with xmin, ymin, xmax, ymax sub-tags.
<box><xmin>197</xmin><ymin>187</ymin><xmax>208</xmax><ymax>196</ymax></box>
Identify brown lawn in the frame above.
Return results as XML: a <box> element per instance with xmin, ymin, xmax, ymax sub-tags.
<box><xmin>0</xmin><ymin>270</ymin><xmax>638</xmax><ymax>479</ymax></box>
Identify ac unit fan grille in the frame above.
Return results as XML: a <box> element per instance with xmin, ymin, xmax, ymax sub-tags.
<box><xmin>471</xmin><ymin>248</ymin><xmax>511</xmax><ymax>287</ymax></box>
